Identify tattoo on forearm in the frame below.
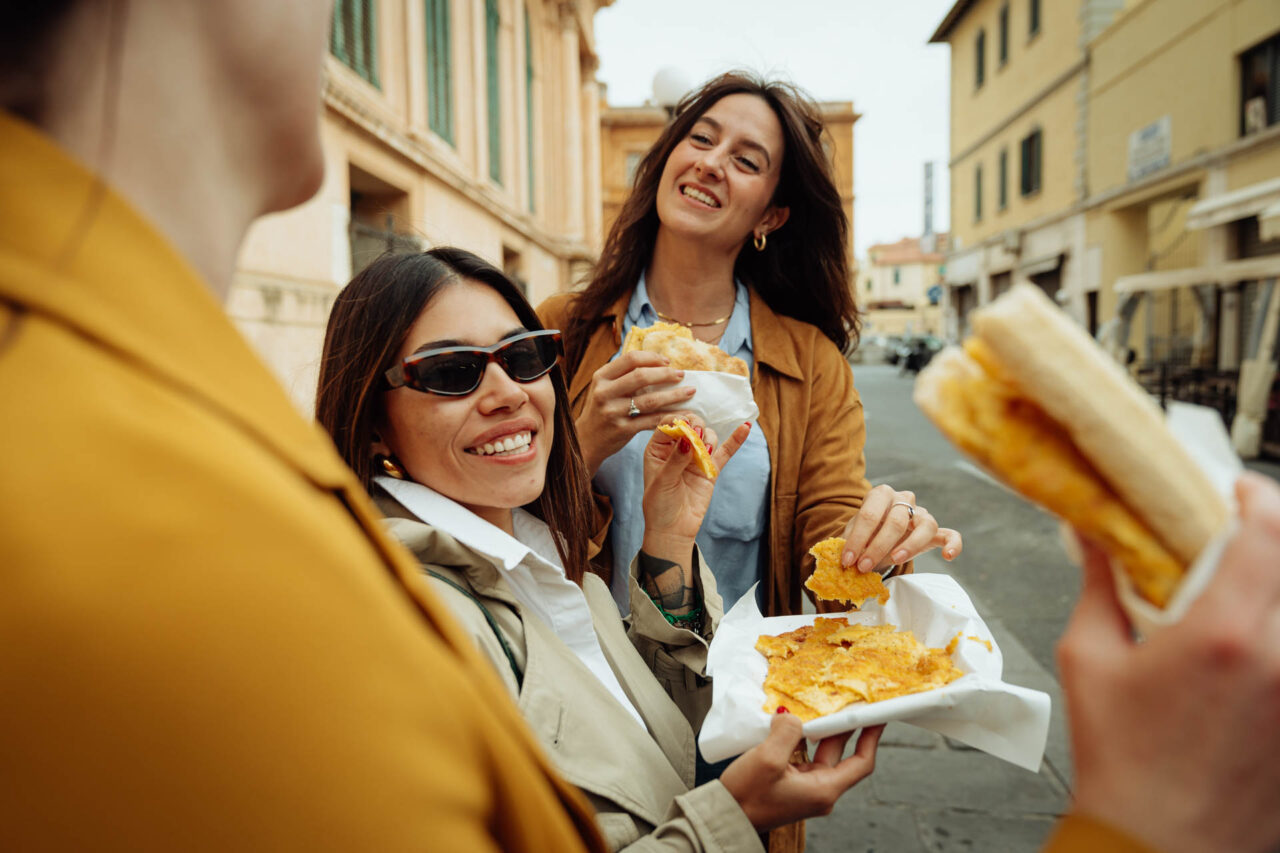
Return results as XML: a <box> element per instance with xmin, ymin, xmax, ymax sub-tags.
<box><xmin>638</xmin><ymin>550</ymin><xmax>699</xmax><ymax>614</ymax></box>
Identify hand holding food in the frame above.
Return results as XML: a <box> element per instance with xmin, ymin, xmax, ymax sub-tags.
<box><xmin>641</xmin><ymin>418</ymin><xmax>752</xmax><ymax>559</ymax></box>
<box><xmin>804</xmin><ymin>537</ymin><xmax>890</xmax><ymax>608</ymax></box>
<box><xmin>719</xmin><ymin>711</ymin><xmax>885</xmax><ymax>833</ymax></box>
<box><xmin>914</xmin><ymin>283</ymin><xmax>1229</xmax><ymax>607</ymax></box>
<box><xmin>1054</xmin><ymin>473</ymin><xmax>1280</xmax><ymax>853</ymax></box>
<box><xmin>838</xmin><ymin>484</ymin><xmax>963</xmax><ymax>574</ymax></box>
<box><xmin>574</xmin><ymin>349</ymin><xmax>696</xmax><ymax>475</ymax></box>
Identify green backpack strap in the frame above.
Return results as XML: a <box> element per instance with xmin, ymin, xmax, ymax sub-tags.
<box><xmin>425</xmin><ymin>570</ymin><xmax>524</xmax><ymax>690</ymax></box>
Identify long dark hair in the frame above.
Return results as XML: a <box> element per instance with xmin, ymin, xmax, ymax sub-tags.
<box><xmin>316</xmin><ymin>247</ymin><xmax>596</xmax><ymax>584</ymax></box>
<box><xmin>562</xmin><ymin>71</ymin><xmax>859</xmax><ymax>371</ymax></box>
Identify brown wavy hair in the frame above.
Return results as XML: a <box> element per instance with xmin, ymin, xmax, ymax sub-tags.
<box><xmin>561</xmin><ymin>71</ymin><xmax>859</xmax><ymax>372</ymax></box>
<box><xmin>315</xmin><ymin>248</ymin><xmax>595</xmax><ymax>583</ymax></box>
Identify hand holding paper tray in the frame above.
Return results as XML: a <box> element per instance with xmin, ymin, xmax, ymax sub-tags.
<box><xmin>699</xmin><ymin>574</ymin><xmax>1051</xmax><ymax>772</ymax></box>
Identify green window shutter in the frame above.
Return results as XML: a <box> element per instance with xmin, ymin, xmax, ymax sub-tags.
<box><xmin>998</xmin><ymin>148</ymin><xmax>1008</xmax><ymax>209</ymax></box>
<box><xmin>975</xmin><ymin>163</ymin><xmax>983</xmax><ymax>222</ymax></box>
<box><xmin>524</xmin><ymin>5</ymin><xmax>535</xmax><ymax>211</ymax></box>
<box><xmin>426</xmin><ymin>0</ymin><xmax>454</xmax><ymax>144</ymax></box>
<box><xmin>330</xmin><ymin>0</ymin><xmax>379</xmax><ymax>88</ymax></box>
<box><xmin>486</xmin><ymin>0</ymin><xmax>502</xmax><ymax>185</ymax></box>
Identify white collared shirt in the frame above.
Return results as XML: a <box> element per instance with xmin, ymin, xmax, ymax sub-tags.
<box><xmin>375</xmin><ymin>476</ymin><xmax>646</xmax><ymax>729</ymax></box>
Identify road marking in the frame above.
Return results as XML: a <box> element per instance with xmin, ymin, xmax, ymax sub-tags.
<box><xmin>953</xmin><ymin>459</ymin><xmax>1018</xmax><ymax>496</ymax></box>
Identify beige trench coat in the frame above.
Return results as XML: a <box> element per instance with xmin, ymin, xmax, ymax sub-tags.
<box><xmin>379</xmin><ymin>497</ymin><xmax>766</xmax><ymax>853</ymax></box>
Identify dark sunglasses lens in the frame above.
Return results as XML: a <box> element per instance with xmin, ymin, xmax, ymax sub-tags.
<box><xmin>501</xmin><ymin>336</ymin><xmax>558</xmax><ymax>381</ymax></box>
<box><xmin>408</xmin><ymin>352</ymin><xmax>485</xmax><ymax>395</ymax></box>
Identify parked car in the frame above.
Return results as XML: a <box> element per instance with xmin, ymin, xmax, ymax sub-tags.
<box><xmin>896</xmin><ymin>334</ymin><xmax>944</xmax><ymax>375</ymax></box>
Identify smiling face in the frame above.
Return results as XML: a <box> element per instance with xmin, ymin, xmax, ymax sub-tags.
<box><xmin>376</xmin><ymin>279</ymin><xmax>555</xmax><ymax>532</ymax></box>
<box><xmin>655</xmin><ymin>92</ymin><xmax>790</xmax><ymax>252</ymax></box>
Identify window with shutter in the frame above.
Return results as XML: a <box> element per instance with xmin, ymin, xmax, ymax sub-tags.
<box><xmin>1019</xmin><ymin>129</ymin><xmax>1042</xmax><ymax>197</ymax></box>
<box><xmin>1240</xmin><ymin>33</ymin><xmax>1280</xmax><ymax>136</ymax></box>
<box><xmin>998</xmin><ymin>5</ymin><xmax>1009</xmax><ymax>66</ymax></box>
<box><xmin>486</xmin><ymin>0</ymin><xmax>502</xmax><ymax>185</ymax></box>
<box><xmin>425</xmin><ymin>0</ymin><xmax>454</xmax><ymax>144</ymax></box>
<box><xmin>331</xmin><ymin>0</ymin><xmax>379</xmax><ymax>88</ymax></box>
<box><xmin>976</xmin><ymin>29</ymin><xmax>986</xmax><ymax>88</ymax></box>
<box><xmin>998</xmin><ymin>148</ymin><xmax>1008</xmax><ymax>210</ymax></box>
<box><xmin>975</xmin><ymin>163</ymin><xmax>983</xmax><ymax>222</ymax></box>
<box><xmin>525</xmin><ymin>5</ymin><xmax>535</xmax><ymax>211</ymax></box>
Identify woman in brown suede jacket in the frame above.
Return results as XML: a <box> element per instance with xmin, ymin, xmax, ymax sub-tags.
<box><xmin>539</xmin><ymin>73</ymin><xmax>961</xmax><ymax>621</ymax></box>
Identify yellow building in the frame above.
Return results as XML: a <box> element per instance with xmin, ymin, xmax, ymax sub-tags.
<box><xmin>932</xmin><ymin>0</ymin><xmax>1280</xmax><ymax>456</ymax></box>
<box><xmin>1086</xmin><ymin>0</ymin><xmax>1280</xmax><ymax>456</ymax></box>
<box><xmin>230</xmin><ymin>0</ymin><xmax>612</xmax><ymax>411</ymax></box>
<box><xmin>860</xmin><ymin>234</ymin><xmax>950</xmax><ymax>337</ymax></box>
<box><xmin>930</xmin><ymin>0</ymin><xmax>1124</xmax><ymax>338</ymax></box>
<box><xmin>599</xmin><ymin>97</ymin><xmax>860</xmax><ymax>265</ymax></box>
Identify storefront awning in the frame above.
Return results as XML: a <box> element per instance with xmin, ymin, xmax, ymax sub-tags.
<box><xmin>1185</xmin><ymin>176</ymin><xmax>1280</xmax><ymax>231</ymax></box>
<box><xmin>1114</xmin><ymin>255</ymin><xmax>1280</xmax><ymax>294</ymax></box>
<box><xmin>1260</xmin><ymin>200</ymin><xmax>1280</xmax><ymax>242</ymax></box>
<box><xmin>1018</xmin><ymin>253</ymin><xmax>1062</xmax><ymax>278</ymax></box>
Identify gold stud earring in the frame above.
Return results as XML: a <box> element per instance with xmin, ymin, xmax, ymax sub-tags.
<box><xmin>754</xmin><ymin>232</ymin><xmax>767</xmax><ymax>252</ymax></box>
<box><xmin>379</xmin><ymin>455</ymin><xmax>407</xmax><ymax>480</ymax></box>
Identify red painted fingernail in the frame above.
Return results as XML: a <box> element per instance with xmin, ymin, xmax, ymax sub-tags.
<box><xmin>776</xmin><ymin>706</ymin><xmax>789</xmax><ymax>714</ymax></box>
<box><xmin>679</xmin><ymin>439</ymin><xmax>691</xmax><ymax>453</ymax></box>
<box><xmin>693</xmin><ymin>425</ymin><xmax>703</xmax><ymax>437</ymax></box>
<box><xmin>705</xmin><ymin>444</ymin><xmax>714</xmax><ymax>454</ymax></box>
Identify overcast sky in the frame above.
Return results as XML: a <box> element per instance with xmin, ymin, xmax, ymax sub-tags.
<box><xmin>594</xmin><ymin>0</ymin><xmax>957</xmax><ymax>258</ymax></box>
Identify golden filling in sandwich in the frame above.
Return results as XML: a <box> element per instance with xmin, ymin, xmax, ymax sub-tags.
<box><xmin>914</xmin><ymin>284</ymin><xmax>1229</xmax><ymax>608</ymax></box>
<box><xmin>757</xmin><ymin>617</ymin><xmax>964</xmax><ymax>721</ymax></box>
<box><xmin>804</xmin><ymin>537</ymin><xmax>890</xmax><ymax>608</ymax></box>
<box><xmin>622</xmin><ymin>321</ymin><xmax>749</xmax><ymax>377</ymax></box>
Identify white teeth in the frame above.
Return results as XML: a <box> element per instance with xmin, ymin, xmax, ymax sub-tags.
<box><xmin>682</xmin><ymin>186</ymin><xmax>720</xmax><ymax>207</ymax></box>
<box><xmin>468</xmin><ymin>432</ymin><xmax>532</xmax><ymax>456</ymax></box>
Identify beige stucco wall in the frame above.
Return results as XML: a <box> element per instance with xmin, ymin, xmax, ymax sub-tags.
<box><xmin>230</xmin><ymin>0</ymin><xmax>611</xmax><ymax>414</ymax></box>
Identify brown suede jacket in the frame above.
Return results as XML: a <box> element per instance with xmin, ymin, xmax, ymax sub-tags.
<box><xmin>539</xmin><ymin>287</ymin><xmax>877</xmax><ymax>617</ymax></box>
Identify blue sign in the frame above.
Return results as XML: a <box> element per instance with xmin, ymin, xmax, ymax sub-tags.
<box><xmin>927</xmin><ymin>284</ymin><xmax>943</xmax><ymax>305</ymax></box>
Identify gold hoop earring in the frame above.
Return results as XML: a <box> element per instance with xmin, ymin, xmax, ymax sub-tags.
<box><xmin>378</xmin><ymin>455</ymin><xmax>407</xmax><ymax>480</ymax></box>
<box><xmin>754</xmin><ymin>232</ymin><xmax>767</xmax><ymax>252</ymax></box>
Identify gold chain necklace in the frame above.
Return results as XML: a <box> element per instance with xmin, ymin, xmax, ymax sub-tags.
<box><xmin>653</xmin><ymin>308</ymin><xmax>732</xmax><ymax>328</ymax></box>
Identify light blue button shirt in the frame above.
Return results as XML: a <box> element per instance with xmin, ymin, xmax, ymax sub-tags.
<box><xmin>594</xmin><ymin>275</ymin><xmax>771</xmax><ymax>615</ymax></box>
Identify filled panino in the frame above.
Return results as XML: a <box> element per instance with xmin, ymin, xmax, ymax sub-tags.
<box><xmin>913</xmin><ymin>283</ymin><xmax>1230</xmax><ymax>608</ymax></box>
<box><xmin>622</xmin><ymin>321</ymin><xmax>749</xmax><ymax>377</ymax></box>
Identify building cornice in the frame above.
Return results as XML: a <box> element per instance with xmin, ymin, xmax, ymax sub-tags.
<box><xmin>929</xmin><ymin>0</ymin><xmax>979</xmax><ymax>44</ymax></box>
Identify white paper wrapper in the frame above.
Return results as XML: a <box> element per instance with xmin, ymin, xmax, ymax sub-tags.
<box><xmin>672</xmin><ymin>370</ymin><xmax>759</xmax><ymax>442</ymax></box>
<box><xmin>1060</xmin><ymin>401</ymin><xmax>1243</xmax><ymax>638</ymax></box>
<box><xmin>699</xmin><ymin>574</ymin><xmax>1051</xmax><ymax>772</ymax></box>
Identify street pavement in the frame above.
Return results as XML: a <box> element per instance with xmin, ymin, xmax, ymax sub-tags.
<box><xmin>802</xmin><ymin>362</ymin><xmax>1280</xmax><ymax>853</ymax></box>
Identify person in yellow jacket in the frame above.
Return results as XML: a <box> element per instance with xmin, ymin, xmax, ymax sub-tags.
<box><xmin>0</xmin><ymin>2</ymin><xmax>602</xmax><ymax>850</ymax></box>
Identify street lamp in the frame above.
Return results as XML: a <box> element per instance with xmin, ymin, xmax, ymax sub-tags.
<box><xmin>652</xmin><ymin>67</ymin><xmax>691</xmax><ymax>119</ymax></box>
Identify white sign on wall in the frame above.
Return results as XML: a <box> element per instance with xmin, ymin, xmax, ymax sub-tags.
<box><xmin>1128</xmin><ymin>116</ymin><xmax>1172</xmax><ymax>182</ymax></box>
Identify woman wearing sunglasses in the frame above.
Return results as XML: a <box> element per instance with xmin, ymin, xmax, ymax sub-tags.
<box><xmin>315</xmin><ymin>247</ymin><xmax>885</xmax><ymax>853</ymax></box>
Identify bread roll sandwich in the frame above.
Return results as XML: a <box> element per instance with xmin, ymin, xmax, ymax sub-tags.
<box><xmin>622</xmin><ymin>321</ymin><xmax>749</xmax><ymax>377</ymax></box>
<box><xmin>913</xmin><ymin>283</ymin><xmax>1229</xmax><ymax>608</ymax></box>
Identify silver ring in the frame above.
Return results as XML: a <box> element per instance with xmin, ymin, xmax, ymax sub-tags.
<box><xmin>891</xmin><ymin>501</ymin><xmax>915</xmax><ymax>520</ymax></box>
<box><xmin>627</xmin><ymin>398</ymin><xmax>641</xmax><ymax>418</ymax></box>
